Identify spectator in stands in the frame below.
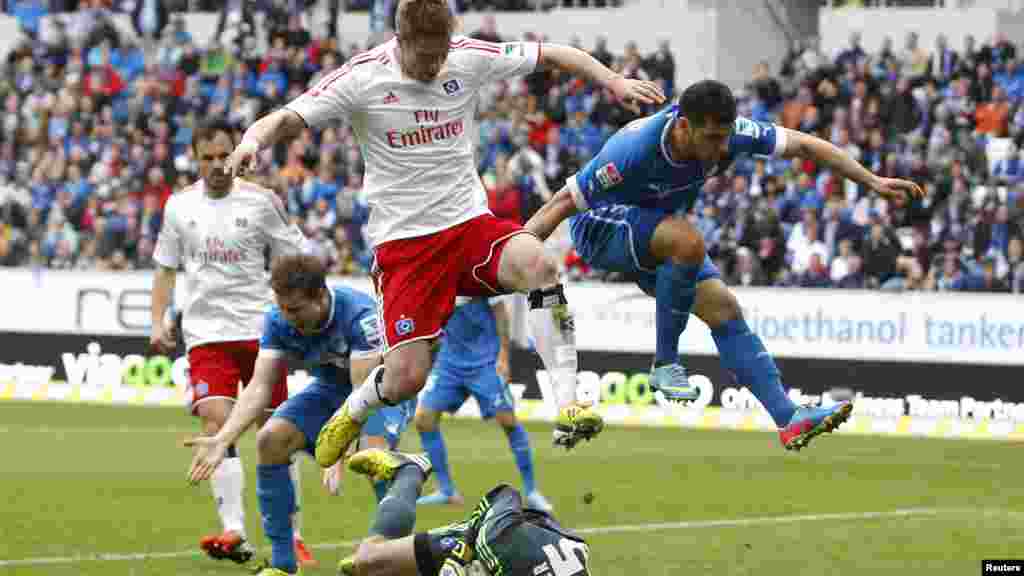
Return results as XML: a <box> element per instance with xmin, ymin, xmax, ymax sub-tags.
<box><xmin>131</xmin><ymin>0</ymin><xmax>169</xmax><ymax>44</ymax></box>
<box><xmin>976</xmin><ymin>85</ymin><xmax>1010</xmax><ymax>137</ymax></box>
<box><xmin>470</xmin><ymin>12</ymin><xmax>502</xmax><ymax>42</ymax></box>
<box><xmin>861</xmin><ymin>214</ymin><xmax>901</xmax><ymax>288</ymax></box>
<box><xmin>967</xmin><ymin>255</ymin><xmax>1010</xmax><ymax>293</ymax></box>
<box><xmin>798</xmin><ymin>252</ymin><xmax>832</xmax><ymax>288</ymax></box>
<box><xmin>929</xmin><ymin>34</ymin><xmax>957</xmax><ymax>86</ymax></box>
<box><xmin>901</xmin><ymin>32</ymin><xmax>927</xmax><ymax>84</ymax></box>
<box><xmin>836</xmin><ymin>32</ymin><xmax>865</xmax><ymax>72</ymax></box>
<box><xmin>723</xmin><ymin>246</ymin><xmax>763</xmax><ymax>288</ymax></box>
<box><xmin>0</xmin><ymin>4</ymin><xmax>1017</xmax><ymax>296</ymax></box>
<box><xmin>645</xmin><ymin>39</ymin><xmax>675</xmax><ymax>98</ymax></box>
<box><xmin>787</xmin><ymin>207</ymin><xmax>824</xmax><ymax>273</ymax></box>
<box><xmin>486</xmin><ymin>154</ymin><xmax>524</xmax><ymax>224</ymax></box>
<box><xmin>1005</xmin><ymin>235</ymin><xmax>1024</xmax><ymax>293</ymax></box>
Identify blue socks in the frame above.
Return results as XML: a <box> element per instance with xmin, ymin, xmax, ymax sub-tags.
<box><xmin>655</xmin><ymin>263</ymin><xmax>700</xmax><ymax>366</ymax></box>
<box><xmin>653</xmin><ymin>258</ymin><xmax>795</xmax><ymax>428</ymax></box>
<box><xmin>711</xmin><ymin>318</ymin><xmax>797</xmax><ymax>427</ymax></box>
<box><xmin>373</xmin><ymin>479</ymin><xmax>388</xmax><ymax>503</ymax></box>
<box><xmin>419</xmin><ymin>428</ymin><xmax>454</xmax><ymax>495</ymax></box>
<box><xmin>423</xmin><ymin>424</ymin><xmax>536</xmax><ymax>496</ymax></box>
<box><xmin>504</xmin><ymin>424</ymin><xmax>536</xmax><ymax>495</ymax></box>
<box><xmin>256</xmin><ymin>463</ymin><xmax>297</xmax><ymax>574</ymax></box>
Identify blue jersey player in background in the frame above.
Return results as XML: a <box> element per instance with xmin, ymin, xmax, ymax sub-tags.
<box><xmin>527</xmin><ymin>80</ymin><xmax>923</xmax><ymax>451</ymax></box>
<box><xmin>185</xmin><ymin>254</ymin><xmax>418</xmax><ymax>576</ymax></box>
<box><xmin>414</xmin><ymin>296</ymin><xmax>552</xmax><ymax>512</ymax></box>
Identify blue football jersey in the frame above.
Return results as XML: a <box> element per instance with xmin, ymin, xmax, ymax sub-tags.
<box><xmin>570</xmin><ymin>107</ymin><xmax>785</xmax><ymax>215</ymax></box>
<box><xmin>259</xmin><ymin>286</ymin><xmax>382</xmax><ymax>388</ymax></box>
<box><xmin>436</xmin><ymin>297</ymin><xmax>502</xmax><ymax>371</ymax></box>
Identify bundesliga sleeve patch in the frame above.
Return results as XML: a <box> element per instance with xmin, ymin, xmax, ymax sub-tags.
<box><xmin>734</xmin><ymin>117</ymin><xmax>763</xmax><ymax>138</ymax></box>
<box><xmin>503</xmin><ymin>43</ymin><xmax>525</xmax><ymax>57</ymax></box>
<box><xmin>359</xmin><ymin>314</ymin><xmax>383</xmax><ymax>348</ymax></box>
<box><xmin>595</xmin><ymin>162</ymin><xmax>623</xmax><ymax>190</ymax></box>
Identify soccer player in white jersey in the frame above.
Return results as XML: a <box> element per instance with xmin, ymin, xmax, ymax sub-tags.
<box><xmin>225</xmin><ymin>0</ymin><xmax>665</xmax><ymax>466</ymax></box>
<box><xmin>150</xmin><ymin>121</ymin><xmax>318</xmax><ymax>568</ymax></box>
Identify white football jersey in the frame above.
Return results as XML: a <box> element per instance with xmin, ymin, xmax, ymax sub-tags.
<box><xmin>285</xmin><ymin>36</ymin><xmax>540</xmax><ymax>246</ymax></box>
<box><xmin>154</xmin><ymin>179</ymin><xmax>308</xmax><ymax>350</ymax></box>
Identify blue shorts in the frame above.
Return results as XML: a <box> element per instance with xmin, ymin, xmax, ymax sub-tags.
<box><xmin>272</xmin><ymin>379</ymin><xmax>412</xmax><ymax>454</ymax></box>
<box><xmin>363</xmin><ymin>398</ymin><xmax>415</xmax><ymax>449</ymax></box>
<box><xmin>419</xmin><ymin>362</ymin><xmax>514</xmax><ymax>419</ymax></box>
<box><xmin>569</xmin><ymin>204</ymin><xmax>721</xmax><ymax>296</ymax></box>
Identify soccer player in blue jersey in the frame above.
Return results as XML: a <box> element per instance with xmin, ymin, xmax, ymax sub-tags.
<box><xmin>414</xmin><ymin>296</ymin><xmax>552</xmax><ymax>511</ymax></box>
<box><xmin>526</xmin><ymin>80</ymin><xmax>924</xmax><ymax>450</ymax></box>
<box><xmin>184</xmin><ymin>254</ymin><xmax>415</xmax><ymax>576</ymax></box>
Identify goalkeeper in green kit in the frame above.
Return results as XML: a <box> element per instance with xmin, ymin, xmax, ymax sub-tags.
<box><xmin>339</xmin><ymin>449</ymin><xmax>591</xmax><ymax>576</ymax></box>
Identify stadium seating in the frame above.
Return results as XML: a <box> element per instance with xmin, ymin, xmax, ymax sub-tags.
<box><xmin>1</xmin><ymin>1</ymin><xmax>1021</xmax><ymax>294</ymax></box>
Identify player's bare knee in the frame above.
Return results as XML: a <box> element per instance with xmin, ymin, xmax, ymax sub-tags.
<box><xmin>197</xmin><ymin>401</ymin><xmax>231</xmax><ymax>435</ymax></box>
<box><xmin>255</xmin><ymin>422</ymin><xmax>291</xmax><ymax>463</ymax></box>
<box><xmin>532</xmin><ymin>252</ymin><xmax>561</xmax><ymax>288</ymax></box>
<box><xmin>512</xmin><ymin>249</ymin><xmax>552</xmax><ymax>291</ymax></box>
<box><xmin>384</xmin><ymin>347</ymin><xmax>431</xmax><ymax>401</ymax></box>
<box><xmin>392</xmin><ymin>359</ymin><xmax>430</xmax><ymax>401</ymax></box>
<box><xmin>354</xmin><ymin>540</ymin><xmax>387</xmax><ymax>574</ymax></box>
<box><xmin>699</xmin><ymin>285</ymin><xmax>742</xmax><ymax>329</ymax></box>
<box><xmin>671</xmin><ymin>225</ymin><xmax>705</xmax><ymax>267</ymax></box>
<box><xmin>495</xmin><ymin>412</ymin><xmax>517</xmax><ymax>429</ymax></box>
<box><xmin>414</xmin><ymin>409</ymin><xmax>439</xmax><ymax>433</ymax></box>
<box><xmin>711</xmin><ymin>293</ymin><xmax>742</xmax><ymax>328</ymax></box>
<box><xmin>199</xmin><ymin>416</ymin><xmax>224</xmax><ymax>436</ymax></box>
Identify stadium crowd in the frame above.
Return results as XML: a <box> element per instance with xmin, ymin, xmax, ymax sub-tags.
<box><xmin>0</xmin><ymin>2</ymin><xmax>1021</xmax><ymax>294</ymax></box>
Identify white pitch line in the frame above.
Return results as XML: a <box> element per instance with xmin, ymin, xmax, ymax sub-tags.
<box><xmin>0</xmin><ymin>507</ymin><xmax>963</xmax><ymax>567</ymax></box>
<box><xmin>574</xmin><ymin>507</ymin><xmax>941</xmax><ymax>535</ymax></box>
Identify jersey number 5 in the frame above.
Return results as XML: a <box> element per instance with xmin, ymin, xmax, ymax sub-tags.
<box><xmin>541</xmin><ymin>538</ymin><xmax>590</xmax><ymax>576</ymax></box>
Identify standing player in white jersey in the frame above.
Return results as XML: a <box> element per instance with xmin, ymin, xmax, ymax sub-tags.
<box><xmin>149</xmin><ymin>121</ymin><xmax>319</xmax><ymax>568</ymax></box>
<box><xmin>225</xmin><ymin>0</ymin><xmax>665</xmax><ymax>465</ymax></box>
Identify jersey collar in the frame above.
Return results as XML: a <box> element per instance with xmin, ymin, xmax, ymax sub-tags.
<box><xmin>660</xmin><ymin>109</ymin><xmax>686</xmax><ymax>168</ymax></box>
<box><xmin>308</xmin><ymin>288</ymin><xmax>337</xmax><ymax>335</ymax></box>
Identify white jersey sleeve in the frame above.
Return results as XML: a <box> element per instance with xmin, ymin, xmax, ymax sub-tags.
<box><xmin>285</xmin><ymin>54</ymin><xmax>369</xmax><ymax>128</ymax></box>
<box><xmin>258</xmin><ymin>189</ymin><xmax>309</xmax><ymax>258</ymax></box>
<box><xmin>153</xmin><ymin>195</ymin><xmax>181</xmax><ymax>269</ymax></box>
<box><xmin>455</xmin><ymin>37</ymin><xmax>540</xmax><ymax>84</ymax></box>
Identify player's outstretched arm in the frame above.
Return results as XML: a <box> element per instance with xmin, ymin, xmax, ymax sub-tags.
<box><xmin>539</xmin><ymin>44</ymin><xmax>665</xmax><ymax>113</ymax></box>
<box><xmin>781</xmin><ymin>128</ymin><xmax>925</xmax><ymax>202</ymax></box>
<box><xmin>149</xmin><ymin>265</ymin><xmax>177</xmax><ymax>354</ymax></box>
<box><xmin>491</xmin><ymin>298</ymin><xmax>511</xmax><ymax>382</ymax></box>
<box><xmin>525</xmin><ymin>185</ymin><xmax>579</xmax><ymax>242</ymax></box>
<box><xmin>183</xmin><ymin>355</ymin><xmax>285</xmax><ymax>484</ymax></box>
<box><xmin>225</xmin><ymin>108</ymin><xmax>308</xmax><ymax>177</ymax></box>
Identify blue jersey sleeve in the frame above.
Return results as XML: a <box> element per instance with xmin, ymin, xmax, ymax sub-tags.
<box><xmin>727</xmin><ymin>117</ymin><xmax>786</xmax><ymax>160</ymax></box>
<box><xmin>570</xmin><ymin>115</ymin><xmax>659</xmax><ymax>211</ymax></box>
<box><xmin>349</xmin><ymin>308</ymin><xmax>383</xmax><ymax>359</ymax></box>
<box><xmin>338</xmin><ymin>288</ymin><xmax>383</xmax><ymax>360</ymax></box>
<box><xmin>258</xmin><ymin>310</ymin><xmax>291</xmax><ymax>358</ymax></box>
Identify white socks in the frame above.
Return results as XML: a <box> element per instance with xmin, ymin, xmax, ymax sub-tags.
<box><xmin>211</xmin><ymin>456</ymin><xmax>246</xmax><ymax>537</ymax></box>
<box><xmin>528</xmin><ymin>286</ymin><xmax>579</xmax><ymax>409</ymax></box>
<box><xmin>211</xmin><ymin>456</ymin><xmax>305</xmax><ymax>541</ymax></box>
<box><xmin>290</xmin><ymin>458</ymin><xmax>303</xmax><ymax>541</ymax></box>
<box><xmin>347</xmin><ymin>364</ymin><xmax>387</xmax><ymax>422</ymax></box>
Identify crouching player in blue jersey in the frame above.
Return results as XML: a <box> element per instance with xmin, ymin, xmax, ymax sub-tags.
<box><xmin>415</xmin><ymin>296</ymin><xmax>552</xmax><ymax>512</ymax></box>
<box><xmin>184</xmin><ymin>254</ymin><xmax>414</xmax><ymax>575</ymax></box>
<box><xmin>526</xmin><ymin>80</ymin><xmax>924</xmax><ymax>451</ymax></box>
